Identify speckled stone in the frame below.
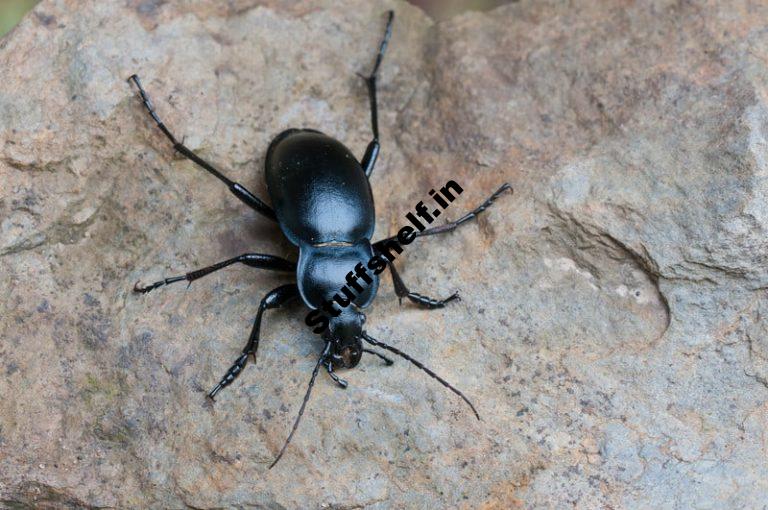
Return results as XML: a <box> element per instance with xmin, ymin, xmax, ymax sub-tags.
<box><xmin>1</xmin><ymin>0</ymin><xmax>767</xmax><ymax>508</ymax></box>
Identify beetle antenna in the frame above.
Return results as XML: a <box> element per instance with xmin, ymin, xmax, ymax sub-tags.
<box><xmin>362</xmin><ymin>332</ymin><xmax>480</xmax><ymax>420</ymax></box>
<box><xmin>269</xmin><ymin>342</ymin><xmax>331</xmax><ymax>469</ymax></box>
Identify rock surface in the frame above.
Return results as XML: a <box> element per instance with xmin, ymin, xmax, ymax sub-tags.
<box><xmin>1</xmin><ymin>0</ymin><xmax>768</xmax><ymax>508</ymax></box>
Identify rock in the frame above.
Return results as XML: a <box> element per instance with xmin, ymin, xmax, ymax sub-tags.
<box><xmin>1</xmin><ymin>0</ymin><xmax>767</xmax><ymax>508</ymax></box>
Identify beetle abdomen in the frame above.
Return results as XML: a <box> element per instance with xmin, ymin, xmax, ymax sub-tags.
<box><xmin>265</xmin><ymin>129</ymin><xmax>375</xmax><ymax>245</ymax></box>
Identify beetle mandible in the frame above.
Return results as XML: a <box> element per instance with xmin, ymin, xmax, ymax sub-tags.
<box><xmin>129</xmin><ymin>11</ymin><xmax>511</xmax><ymax>467</ymax></box>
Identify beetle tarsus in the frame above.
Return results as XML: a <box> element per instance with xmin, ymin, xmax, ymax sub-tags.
<box><xmin>133</xmin><ymin>275</ymin><xmax>185</xmax><ymax>294</ymax></box>
<box><xmin>209</xmin><ymin>352</ymin><xmax>249</xmax><ymax>399</ymax></box>
<box><xmin>366</xmin><ymin>10</ymin><xmax>394</xmax><ymax>81</ymax></box>
<box><xmin>359</xmin><ymin>10</ymin><xmax>394</xmax><ymax>177</ymax></box>
<box><xmin>324</xmin><ymin>361</ymin><xmax>349</xmax><ymax>389</ymax></box>
<box><xmin>385</xmin><ymin>260</ymin><xmax>461</xmax><ymax>309</ymax></box>
<box><xmin>406</xmin><ymin>290</ymin><xmax>460</xmax><ymax>309</ymax></box>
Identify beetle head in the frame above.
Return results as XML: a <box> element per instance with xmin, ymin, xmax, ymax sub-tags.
<box><xmin>324</xmin><ymin>307</ymin><xmax>365</xmax><ymax>369</ymax></box>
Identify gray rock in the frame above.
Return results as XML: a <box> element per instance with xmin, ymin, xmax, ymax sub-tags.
<box><xmin>1</xmin><ymin>0</ymin><xmax>767</xmax><ymax>508</ymax></box>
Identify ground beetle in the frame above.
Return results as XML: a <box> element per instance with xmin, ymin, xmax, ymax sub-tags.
<box><xmin>129</xmin><ymin>11</ymin><xmax>511</xmax><ymax>467</ymax></box>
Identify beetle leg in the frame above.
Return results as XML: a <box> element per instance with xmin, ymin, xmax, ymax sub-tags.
<box><xmin>363</xmin><ymin>348</ymin><xmax>394</xmax><ymax>366</ymax></box>
<box><xmin>324</xmin><ymin>361</ymin><xmax>349</xmax><ymax>389</ymax></box>
<box><xmin>128</xmin><ymin>74</ymin><xmax>277</xmax><ymax>221</ymax></box>
<box><xmin>208</xmin><ymin>352</ymin><xmax>249</xmax><ymax>400</ymax></box>
<box><xmin>385</xmin><ymin>260</ymin><xmax>460</xmax><ymax>309</ymax></box>
<box><xmin>133</xmin><ymin>253</ymin><xmax>295</xmax><ymax>294</ymax></box>
<box><xmin>372</xmin><ymin>183</ymin><xmax>514</xmax><ymax>307</ymax></box>
<box><xmin>359</xmin><ymin>11</ymin><xmax>394</xmax><ymax>178</ymax></box>
<box><xmin>373</xmin><ymin>183</ymin><xmax>513</xmax><ymax>248</ymax></box>
<box><xmin>208</xmin><ymin>284</ymin><xmax>299</xmax><ymax>400</ymax></box>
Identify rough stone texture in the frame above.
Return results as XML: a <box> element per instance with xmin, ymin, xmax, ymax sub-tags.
<box><xmin>1</xmin><ymin>0</ymin><xmax>768</xmax><ymax>508</ymax></box>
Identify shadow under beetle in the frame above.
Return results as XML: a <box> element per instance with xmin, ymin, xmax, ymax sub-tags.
<box><xmin>129</xmin><ymin>11</ymin><xmax>512</xmax><ymax>468</ymax></box>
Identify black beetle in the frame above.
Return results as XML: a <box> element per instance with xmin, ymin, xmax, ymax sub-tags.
<box><xmin>129</xmin><ymin>11</ymin><xmax>511</xmax><ymax>467</ymax></box>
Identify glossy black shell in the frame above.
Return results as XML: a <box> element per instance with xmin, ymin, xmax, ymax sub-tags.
<box><xmin>265</xmin><ymin>129</ymin><xmax>379</xmax><ymax>310</ymax></box>
<box><xmin>265</xmin><ymin>129</ymin><xmax>375</xmax><ymax>245</ymax></box>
